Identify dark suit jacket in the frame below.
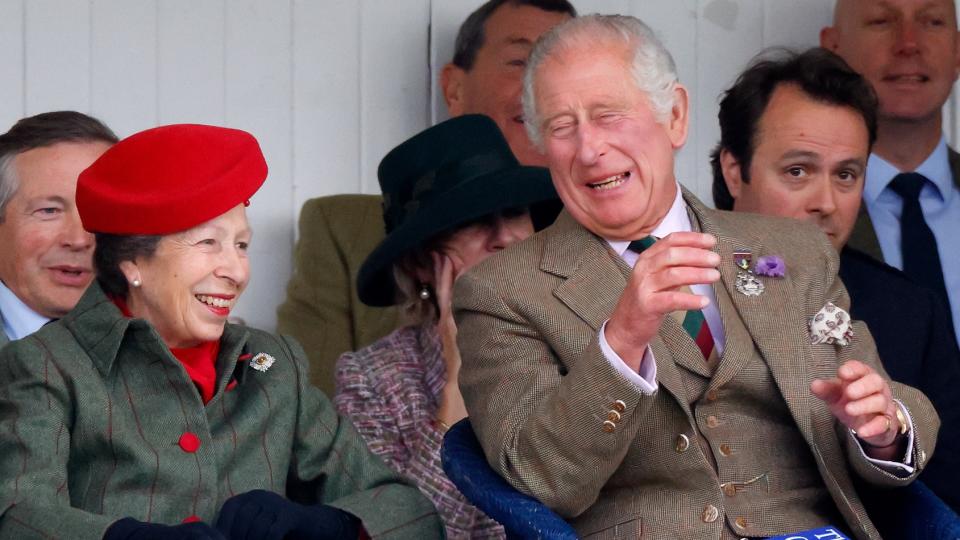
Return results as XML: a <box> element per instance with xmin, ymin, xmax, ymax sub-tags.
<box><xmin>277</xmin><ymin>195</ymin><xmax>400</xmax><ymax>396</ymax></box>
<box><xmin>840</xmin><ymin>247</ymin><xmax>960</xmax><ymax>511</ymax></box>
<box><xmin>848</xmin><ymin>147</ymin><xmax>960</xmax><ymax>261</ymax></box>
<box><xmin>455</xmin><ymin>191</ymin><xmax>938</xmax><ymax>540</ymax></box>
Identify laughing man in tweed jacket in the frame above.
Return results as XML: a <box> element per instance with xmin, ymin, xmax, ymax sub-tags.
<box><xmin>454</xmin><ymin>15</ymin><xmax>939</xmax><ymax>540</ymax></box>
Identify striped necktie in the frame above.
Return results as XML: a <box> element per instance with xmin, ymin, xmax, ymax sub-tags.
<box><xmin>628</xmin><ymin>236</ymin><xmax>715</xmax><ymax>360</ymax></box>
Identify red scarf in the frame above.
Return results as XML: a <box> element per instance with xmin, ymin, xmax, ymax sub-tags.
<box><xmin>111</xmin><ymin>295</ymin><xmax>220</xmax><ymax>404</ymax></box>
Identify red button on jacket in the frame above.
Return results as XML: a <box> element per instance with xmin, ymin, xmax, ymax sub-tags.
<box><xmin>179</xmin><ymin>432</ymin><xmax>201</xmax><ymax>453</ymax></box>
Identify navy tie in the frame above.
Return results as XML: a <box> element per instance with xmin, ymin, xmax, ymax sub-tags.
<box><xmin>888</xmin><ymin>173</ymin><xmax>950</xmax><ymax>310</ymax></box>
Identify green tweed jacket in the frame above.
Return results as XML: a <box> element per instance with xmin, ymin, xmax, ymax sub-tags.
<box><xmin>455</xmin><ymin>191</ymin><xmax>938</xmax><ymax>540</ymax></box>
<box><xmin>0</xmin><ymin>283</ymin><xmax>442</xmax><ymax>539</ymax></box>
<box><xmin>849</xmin><ymin>147</ymin><xmax>960</xmax><ymax>260</ymax></box>
<box><xmin>278</xmin><ymin>195</ymin><xmax>400</xmax><ymax>396</ymax></box>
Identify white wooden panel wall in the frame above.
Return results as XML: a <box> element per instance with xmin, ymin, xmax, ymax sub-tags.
<box><xmin>1</xmin><ymin>0</ymin><xmax>957</xmax><ymax>332</ymax></box>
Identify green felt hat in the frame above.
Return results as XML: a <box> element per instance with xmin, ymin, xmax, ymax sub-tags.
<box><xmin>357</xmin><ymin>114</ymin><xmax>557</xmax><ymax>307</ymax></box>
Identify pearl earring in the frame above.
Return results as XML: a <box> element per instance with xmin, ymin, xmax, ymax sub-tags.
<box><xmin>419</xmin><ymin>286</ymin><xmax>430</xmax><ymax>300</ymax></box>
<box><xmin>132</xmin><ymin>278</ymin><xmax>142</xmax><ymax>288</ymax></box>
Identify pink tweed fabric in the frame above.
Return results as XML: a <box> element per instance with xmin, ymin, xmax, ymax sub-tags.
<box><xmin>334</xmin><ymin>324</ymin><xmax>504</xmax><ymax>539</ymax></box>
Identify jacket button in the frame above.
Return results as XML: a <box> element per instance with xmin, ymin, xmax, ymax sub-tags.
<box><xmin>735</xmin><ymin>516</ymin><xmax>748</xmax><ymax>529</ymax></box>
<box><xmin>701</xmin><ymin>504</ymin><xmax>719</xmax><ymax>523</ymax></box>
<box><xmin>607</xmin><ymin>410</ymin><xmax>621</xmax><ymax>422</ymax></box>
<box><xmin>612</xmin><ymin>400</ymin><xmax>626</xmax><ymax>413</ymax></box>
<box><xmin>722</xmin><ymin>483</ymin><xmax>737</xmax><ymax>497</ymax></box>
<box><xmin>675</xmin><ymin>434</ymin><xmax>690</xmax><ymax>453</ymax></box>
<box><xmin>179</xmin><ymin>432</ymin><xmax>201</xmax><ymax>453</ymax></box>
<box><xmin>602</xmin><ymin>420</ymin><xmax>616</xmax><ymax>433</ymax></box>
<box><xmin>706</xmin><ymin>415</ymin><xmax>719</xmax><ymax>429</ymax></box>
<box><xmin>718</xmin><ymin>443</ymin><xmax>732</xmax><ymax>456</ymax></box>
<box><xmin>706</xmin><ymin>389</ymin><xmax>719</xmax><ymax>402</ymax></box>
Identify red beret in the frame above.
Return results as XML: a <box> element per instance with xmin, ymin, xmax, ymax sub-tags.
<box><xmin>77</xmin><ymin>124</ymin><xmax>267</xmax><ymax>235</ymax></box>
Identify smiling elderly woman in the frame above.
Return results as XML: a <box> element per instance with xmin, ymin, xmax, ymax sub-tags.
<box><xmin>0</xmin><ymin>125</ymin><xmax>441</xmax><ymax>540</ymax></box>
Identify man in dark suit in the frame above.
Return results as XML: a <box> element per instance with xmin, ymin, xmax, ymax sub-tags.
<box><xmin>821</xmin><ymin>0</ymin><xmax>960</xmax><ymax>345</ymax></box>
<box><xmin>456</xmin><ymin>15</ymin><xmax>938</xmax><ymax>539</ymax></box>
<box><xmin>711</xmin><ymin>47</ymin><xmax>960</xmax><ymax>518</ymax></box>
<box><xmin>277</xmin><ymin>0</ymin><xmax>575</xmax><ymax>394</ymax></box>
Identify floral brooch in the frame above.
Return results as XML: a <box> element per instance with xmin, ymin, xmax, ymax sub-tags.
<box><xmin>733</xmin><ymin>250</ymin><xmax>785</xmax><ymax>297</ymax></box>
<box><xmin>250</xmin><ymin>352</ymin><xmax>276</xmax><ymax>372</ymax></box>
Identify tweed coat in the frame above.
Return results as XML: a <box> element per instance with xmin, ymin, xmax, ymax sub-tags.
<box><xmin>335</xmin><ymin>324</ymin><xmax>504</xmax><ymax>539</ymax></box>
<box><xmin>0</xmin><ymin>283</ymin><xmax>442</xmax><ymax>539</ymax></box>
<box><xmin>278</xmin><ymin>194</ymin><xmax>400</xmax><ymax>396</ymax></box>
<box><xmin>454</xmin><ymin>191</ymin><xmax>938</xmax><ymax>540</ymax></box>
<box><xmin>848</xmin><ymin>147</ymin><xmax>960</xmax><ymax>262</ymax></box>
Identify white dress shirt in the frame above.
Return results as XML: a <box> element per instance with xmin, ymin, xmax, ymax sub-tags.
<box><xmin>0</xmin><ymin>280</ymin><xmax>50</xmax><ymax>341</ymax></box>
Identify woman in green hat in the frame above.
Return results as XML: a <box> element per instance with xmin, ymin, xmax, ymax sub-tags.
<box><xmin>335</xmin><ymin>114</ymin><xmax>558</xmax><ymax>539</ymax></box>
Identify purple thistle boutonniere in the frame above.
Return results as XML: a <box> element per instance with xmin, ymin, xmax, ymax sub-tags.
<box><xmin>754</xmin><ymin>255</ymin><xmax>785</xmax><ymax>278</ymax></box>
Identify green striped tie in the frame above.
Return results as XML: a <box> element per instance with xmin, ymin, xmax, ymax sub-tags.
<box><xmin>628</xmin><ymin>236</ymin><xmax>715</xmax><ymax>359</ymax></box>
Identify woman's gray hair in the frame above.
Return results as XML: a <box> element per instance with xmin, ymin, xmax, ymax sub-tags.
<box><xmin>522</xmin><ymin>14</ymin><xmax>680</xmax><ymax>149</ymax></box>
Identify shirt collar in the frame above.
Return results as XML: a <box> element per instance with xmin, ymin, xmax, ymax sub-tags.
<box><xmin>865</xmin><ymin>135</ymin><xmax>951</xmax><ymax>204</ymax></box>
<box><xmin>0</xmin><ymin>280</ymin><xmax>51</xmax><ymax>340</ymax></box>
<box><xmin>608</xmin><ymin>183</ymin><xmax>690</xmax><ymax>256</ymax></box>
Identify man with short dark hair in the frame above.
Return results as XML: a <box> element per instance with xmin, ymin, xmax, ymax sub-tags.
<box><xmin>441</xmin><ymin>0</ymin><xmax>573</xmax><ymax>166</ymax></box>
<box><xmin>0</xmin><ymin>111</ymin><xmax>116</xmax><ymax>346</ymax></box>
<box><xmin>711</xmin><ymin>47</ymin><xmax>960</xmax><ymax>519</ymax></box>
<box><xmin>821</xmin><ymin>0</ymin><xmax>960</xmax><ymax>344</ymax></box>
<box><xmin>278</xmin><ymin>0</ymin><xmax>575</xmax><ymax>394</ymax></box>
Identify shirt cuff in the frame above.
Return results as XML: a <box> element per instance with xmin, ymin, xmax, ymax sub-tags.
<box><xmin>599</xmin><ymin>320</ymin><xmax>658</xmax><ymax>394</ymax></box>
<box><xmin>850</xmin><ymin>399</ymin><xmax>915</xmax><ymax>475</ymax></box>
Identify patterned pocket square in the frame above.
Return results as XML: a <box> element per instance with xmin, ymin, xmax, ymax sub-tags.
<box><xmin>809</xmin><ymin>302</ymin><xmax>853</xmax><ymax>346</ymax></box>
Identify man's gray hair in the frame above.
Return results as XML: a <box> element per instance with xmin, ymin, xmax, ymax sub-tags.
<box><xmin>522</xmin><ymin>14</ymin><xmax>680</xmax><ymax>148</ymax></box>
<box><xmin>0</xmin><ymin>155</ymin><xmax>18</xmax><ymax>222</ymax></box>
<box><xmin>0</xmin><ymin>111</ymin><xmax>117</xmax><ymax>221</ymax></box>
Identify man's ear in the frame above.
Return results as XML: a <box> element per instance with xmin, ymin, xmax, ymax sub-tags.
<box><xmin>666</xmin><ymin>84</ymin><xmax>689</xmax><ymax>149</ymax></box>
<box><xmin>820</xmin><ymin>26</ymin><xmax>839</xmax><ymax>51</ymax></box>
<box><xmin>720</xmin><ymin>148</ymin><xmax>744</xmax><ymax>203</ymax></box>
<box><xmin>441</xmin><ymin>63</ymin><xmax>466</xmax><ymax>116</ymax></box>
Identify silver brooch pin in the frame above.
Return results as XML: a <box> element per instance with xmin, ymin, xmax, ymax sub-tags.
<box><xmin>250</xmin><ymin>352</ymin><xmax>276</xmax><ymax>372</ymax></box>
<box><xmin>733</xmin><ymin>249</ymin><xmax>764</xmax><ymax>297</ymax></box>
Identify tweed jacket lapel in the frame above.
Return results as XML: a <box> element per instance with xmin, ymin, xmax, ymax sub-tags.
<box><xmin>542</xmin><ymin>211</ymin><xmax>689</xmax><ymax>411</ymax></box>
<box><xmin>688</xmin><ymin>195</ymin><xmax>817</xmax><ymax>441</ymax></box>
<box><xmin>63</xmin><ymin>285</ymin><xmax>132</xmax><ymax>377</ymax></box>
